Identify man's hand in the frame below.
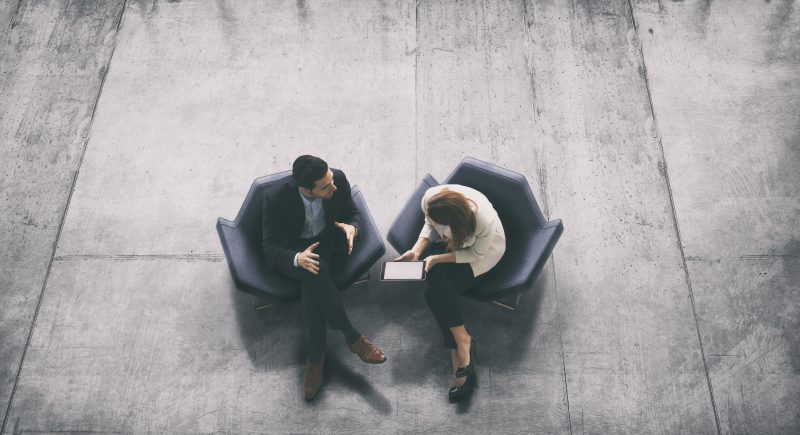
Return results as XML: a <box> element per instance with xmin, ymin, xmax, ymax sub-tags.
<box><xmin>334</xmin><ymin>222</ymin><xmax>357</xmax><ymax>255</ymax></box>
<box><xmin>423</xmin><ymin>254</ymin><xmax>440</xmax><ymax>273</ymax></box>
<box><xmin>297</xmin><ymin>241</ymin><xmax>321</xmax><ymax>274</ymax></box>
<box><xmin>394</xmin><ymin>250</ymin><xmax>421</xmax><ymax>262</ymax></box>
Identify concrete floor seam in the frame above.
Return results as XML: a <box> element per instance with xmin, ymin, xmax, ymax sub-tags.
<box><xmin>551</xmin><ymin>255</ymin><xmax>573</xmax><ymax>435</ymax></box>
<box><xmin>518</xmin><ymin>1</ymin><xmax>569</xmax><ymax>431</ymax></box>
<box><xmin>625</xmin><ymin>1</ymin><xmax>722</xmax><ymax>433</ymax></box>
<box><xmin>0</xmin><ymin>1</ymin><xmax>128</xmax><ymax>432</ymax></box>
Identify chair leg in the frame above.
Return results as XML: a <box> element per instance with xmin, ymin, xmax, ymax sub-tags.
<box><xmin>253</xmin><ymin>295</ymin><xmax>280</xmax><ymax>310</ymax></box>
<box><xmin>491</xmin><ymin>293</ymin><xmax>522</xmax><ymax>311</ymax></box>
<box><xmin>351</xmin><ymin>271</ymin><xmax>370</xmax><ymax>286</ymax></box>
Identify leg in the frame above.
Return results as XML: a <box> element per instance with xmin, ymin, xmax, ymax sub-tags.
<box><xmin>449</xmin><ymin>325</ymin><xmax>472</xmax><ymax>369</ymax></box>
<box><xmin>297</xmin><ymin>250</ymin><xmax>360</xmax><ymax>344</ymax></box>
<box><xmin>289</xmin><ymin>232</ymin><xmax>384</xmax><ymax>364</ymax></box>
<box><xmin>301</xmin><ymin>284</ymin><xmax>327</xmax><ymax>363</ymax></box>
<box><xmin>274</xmin><ymin>253</ymin><xmax>330</xmax><ymax>363</ymax></box>
<box><xmin>300</xmin><ymin>288</ymin><xmax>326</xmax><ymax>400</ymax></box>
<box><xmin>424</xmin><ymin>262</ymin><xmax>477</xmax><ymax>349</ymax></box>
<box><xmin>424</xmin><ymin>262</ymin><xmax>479</xmax><ymax>387</ymax></box>
<box><xmin>424</xmin><ymin>265</ymin><xmax>462</xmax><ymax>349</ymax></box>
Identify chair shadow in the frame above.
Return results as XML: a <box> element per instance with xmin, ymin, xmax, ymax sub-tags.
<box><xmin>341</xmin><ymin>255</ymin><xmax>552</xmax><ymax>407</ymax></box>
<box><xmin>231</xmin><ymin>285</ymin><xmax>307</xmax><ymax>370</ymax></box>
<box><xmin>231</xmin><ymin>274</ymin><xmax>392</xmax><ymax>413</ymax></box>
<box><xmin>320</xmin><ymin>356</ymin><xmax>393</xmax><ymax>415</ymax></box>
<box><xmin>232</xmin><ymin>256</ymin><xmax>552</xmax><ymax>410</ymax></box>
<box><xmin>460</xmin><ymin>267</ymin><xmax>549</xmax><ymax>366</ymax></box>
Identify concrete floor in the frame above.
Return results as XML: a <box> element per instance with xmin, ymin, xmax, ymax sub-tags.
<box><xmin>1</xmin><ymin>0</ymin><xmax>798</xmax><ymax>433</ymax></box>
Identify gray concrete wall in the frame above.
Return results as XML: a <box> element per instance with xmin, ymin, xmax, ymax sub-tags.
<box><xmin>0</xmin><ymin>0</ymin><xmax>797</xmax><ymax>433</ymax></box>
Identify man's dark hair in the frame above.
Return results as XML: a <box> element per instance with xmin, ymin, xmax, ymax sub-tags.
<box><xmin>292</xmin><ymin>155</ymin><xmax>329</xmax><ymax>190</ymax></box>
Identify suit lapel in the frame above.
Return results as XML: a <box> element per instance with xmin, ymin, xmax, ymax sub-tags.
<box><xmin>322</xmin><ymin>169</ymin><xmax>342</xmax><ymax>225</ymax></box>
<box><xmin>322</xmin><ymin>192</ymin><xmax>334</xmax><ymax>225</ymax></box>
<box><xmin>284</xmin><ymin>179</ymin><xmax>305</xmax><ymax>232</ymax></box>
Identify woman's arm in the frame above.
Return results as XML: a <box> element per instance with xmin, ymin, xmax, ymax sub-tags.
<box><xmin>412</xmin><ymin>237</ymin><xmax>430</xmax><ymax>255</ymax></box>
<box><xmin>395</xmin><ymin>237</ymin><xmax>431</xmax><ymax>261</ymax></box>
<box><xmin>423</xmin><ymin>251</ymin><xmax>456</xmax><ymax>272</ymax></box>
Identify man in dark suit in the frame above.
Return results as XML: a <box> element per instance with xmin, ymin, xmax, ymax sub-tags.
<box><xmin>261</xmin><ymin>155</ymin><xmax>386</xmax><ymax>400</ymax></box>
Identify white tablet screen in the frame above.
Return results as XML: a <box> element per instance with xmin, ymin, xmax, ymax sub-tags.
<box><xmin>382</xmin><ymin>261</ymin><xmax>425</xmax><ymax>280</ymax></box>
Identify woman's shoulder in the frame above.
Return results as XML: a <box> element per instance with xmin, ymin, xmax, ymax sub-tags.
<box><xmin>425</xmin><ymin>184</ymin><xmax>482</xmax><ymax>198</ymax></box>
<box><xmin>422</xmin><ymin>184</ymin><xmax>495</xmax><ymax>211</ymax></box>
<box><xmin>421</xmin><ymin>184</ymin><xmax>446</xmax><ymax>209</ymax></box>
<box><xmin>423</xmin><ymin>184</ymin><xmax>449</xmax><ymax>196</ymax></box>
<box><xmin>442</xmin><ymin>185</ymin><xmax>492</xmax><ymax>208</ymax></box>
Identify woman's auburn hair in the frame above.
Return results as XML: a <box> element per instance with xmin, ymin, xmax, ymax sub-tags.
<box><xmin>427</xmin><ymin>188</ymin><xmax>477</xmax><ymax>251</ymax></box>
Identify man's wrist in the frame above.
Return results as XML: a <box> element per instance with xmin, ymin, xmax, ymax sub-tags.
<box><xmin>293</xmin><ymin>252</ymin><xmax>300</xmax><ymax>268</ymax></box>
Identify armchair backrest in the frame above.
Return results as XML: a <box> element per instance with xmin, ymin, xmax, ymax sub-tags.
<box><xmin>233</xmin><ymin>171</ymin><xmax>293</xmax><ymax>239</ymax></box>
<box><xmin>444</xmin><ymin>157</ymin><xmax>547</xmax><ymax>240</ymax></box>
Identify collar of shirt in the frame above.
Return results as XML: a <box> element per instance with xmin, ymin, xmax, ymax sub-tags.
<box><xmin>299</xmin><ymin>191</ymin><xmax>321</xmax><ymax>205</ymax></box>
<box><xmin>425</xmin><ymin>216</ymin><xmax>452</xmax><ymax>241</ymax></box>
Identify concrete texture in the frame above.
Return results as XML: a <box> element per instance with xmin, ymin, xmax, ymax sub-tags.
<box><xmin>0</xmin><ymin>0</ymin><xmax>124</xmax><ymax>427</ymax></box>
<box><xmin>632</xmin><ymin>1</ymin><xmax>800</xmax><ymax>432</ymax></box>
<box><xmin>0</xmin><ymin>0</ymin><xmax>797</xmax><ymax>433</ymax></box>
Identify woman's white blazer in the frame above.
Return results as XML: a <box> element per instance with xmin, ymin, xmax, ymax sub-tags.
<box><xmin>418</xmin><ymin>184</ymin><xmax>506</xmax><ymax>277</ymax></box>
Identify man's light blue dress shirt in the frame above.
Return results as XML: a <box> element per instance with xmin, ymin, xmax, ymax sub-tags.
<box><xmin>293</xmin><ymin>191</ymin><xmax>326</xmax><ymax>267</ymax></box>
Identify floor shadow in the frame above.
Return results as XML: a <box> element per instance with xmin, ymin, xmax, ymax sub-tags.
<box><xmin>452</xmin><ymin>375</ymin><xmax>478</xmax><ymax>414</ymax></box>
<box><xmin>340</xmin><ymin>258</ymin><xmax>551</xmax><ymax>385</ymax></box>
<box><xmin>460</xmin><ymin>270</ymin><xmax>549</xmax><ymax>367</ymax></box>
<box><xmin>231</xmin><ymin>257</ymin><xmax>552</xmax><ymax>399</ymax></box>
<box><xmin>322</xmin><ymin>356</ymin><xmax>393</xmax><ymax>415</ymax></box>
<box><xmin>231</xmin><ymin>284</ymin><xmax>306</xmax><ymax>370</ymax></box>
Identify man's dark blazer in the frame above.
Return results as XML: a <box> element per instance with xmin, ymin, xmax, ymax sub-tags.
<box><xmin>261</xmin><ymin>168</ymin><xmax>361</xmax><ymax>272</ymax></box>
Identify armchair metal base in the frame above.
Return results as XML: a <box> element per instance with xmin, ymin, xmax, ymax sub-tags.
<box><xmin>491</xmin><ymin>293</ymin><xmax>522</xmax><ymax>311</ymax></box>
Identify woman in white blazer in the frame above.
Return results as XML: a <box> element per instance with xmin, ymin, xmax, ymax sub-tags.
<box><xmin>396</xmin><ymin>184</ymin><xmax>506</xmax><ymax>400</ymax></box>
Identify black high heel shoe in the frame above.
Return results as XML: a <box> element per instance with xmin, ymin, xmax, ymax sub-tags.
<box><xmin>448</xmin><ymin>338</ymin><xmax>477</xmax><ymax>401</ymax></box>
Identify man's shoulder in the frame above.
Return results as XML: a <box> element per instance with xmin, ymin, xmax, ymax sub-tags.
<box><xmin>331</xmin><ymin>167</ymin><xmax>347</xmax><ymax>181</ymax></box>
<box><xmin>264</xmin><ymin>177</ymin><xmax>297</xmax><ymax>202</ymax></box>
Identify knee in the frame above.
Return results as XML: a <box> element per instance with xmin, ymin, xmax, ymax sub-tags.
<box><xmin>427</xmin><ymin>264</ymin><xmax>448</xmax><ymax>282</ymax></box>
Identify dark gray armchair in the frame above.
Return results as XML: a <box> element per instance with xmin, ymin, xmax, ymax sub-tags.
<box><xmin>386</xmin><ymin>157</ymin><xmax>563</xmax><ymax>310</ymax></box>
<box><xmin>217</xmin><ymin>171</ymin><xmax>386</xmax><ymax>306</ymax></box>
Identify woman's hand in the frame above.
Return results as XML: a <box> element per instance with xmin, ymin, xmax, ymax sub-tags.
<box><xmin>423</xmin><ymin>254</ymin><xmax>439</xmax><ymax>272</ymax></box>
<box><xmin>394</xmin><ymin>249</ymin><xmax>421</xmax><ymax>262</ymax></box>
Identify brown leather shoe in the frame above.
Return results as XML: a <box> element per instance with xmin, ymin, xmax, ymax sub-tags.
<box><xmin>347</xmin><ymin>335</ymin><xmax>386</xmax><ymax>364</ymax></box>
<box><xmin>304</xmin><ymin>357</ymin><xmax>324</xmax><ymax>400</ymax></box>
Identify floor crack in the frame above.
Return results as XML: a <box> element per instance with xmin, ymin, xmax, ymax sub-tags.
<box><xmin>625</xmin><ymin>1</ymin><xmax>722</xmax><ymax>434</ymax></box>
<box><xmin>1</xmin><ymin>1</ymin><xmax>128</xmax><ymax>432</ymax></box>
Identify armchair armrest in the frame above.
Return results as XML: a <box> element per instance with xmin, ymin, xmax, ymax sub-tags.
<box><xmin>386</xmin><ymin>174</ymin><xmax>439</xmax><ymax>254</ymax></box>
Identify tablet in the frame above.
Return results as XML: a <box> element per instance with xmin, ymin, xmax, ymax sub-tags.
<box><xmin>380</xmin><ymin>261</ymin><xmax>426</xmax><ymax>281</ymax></box>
